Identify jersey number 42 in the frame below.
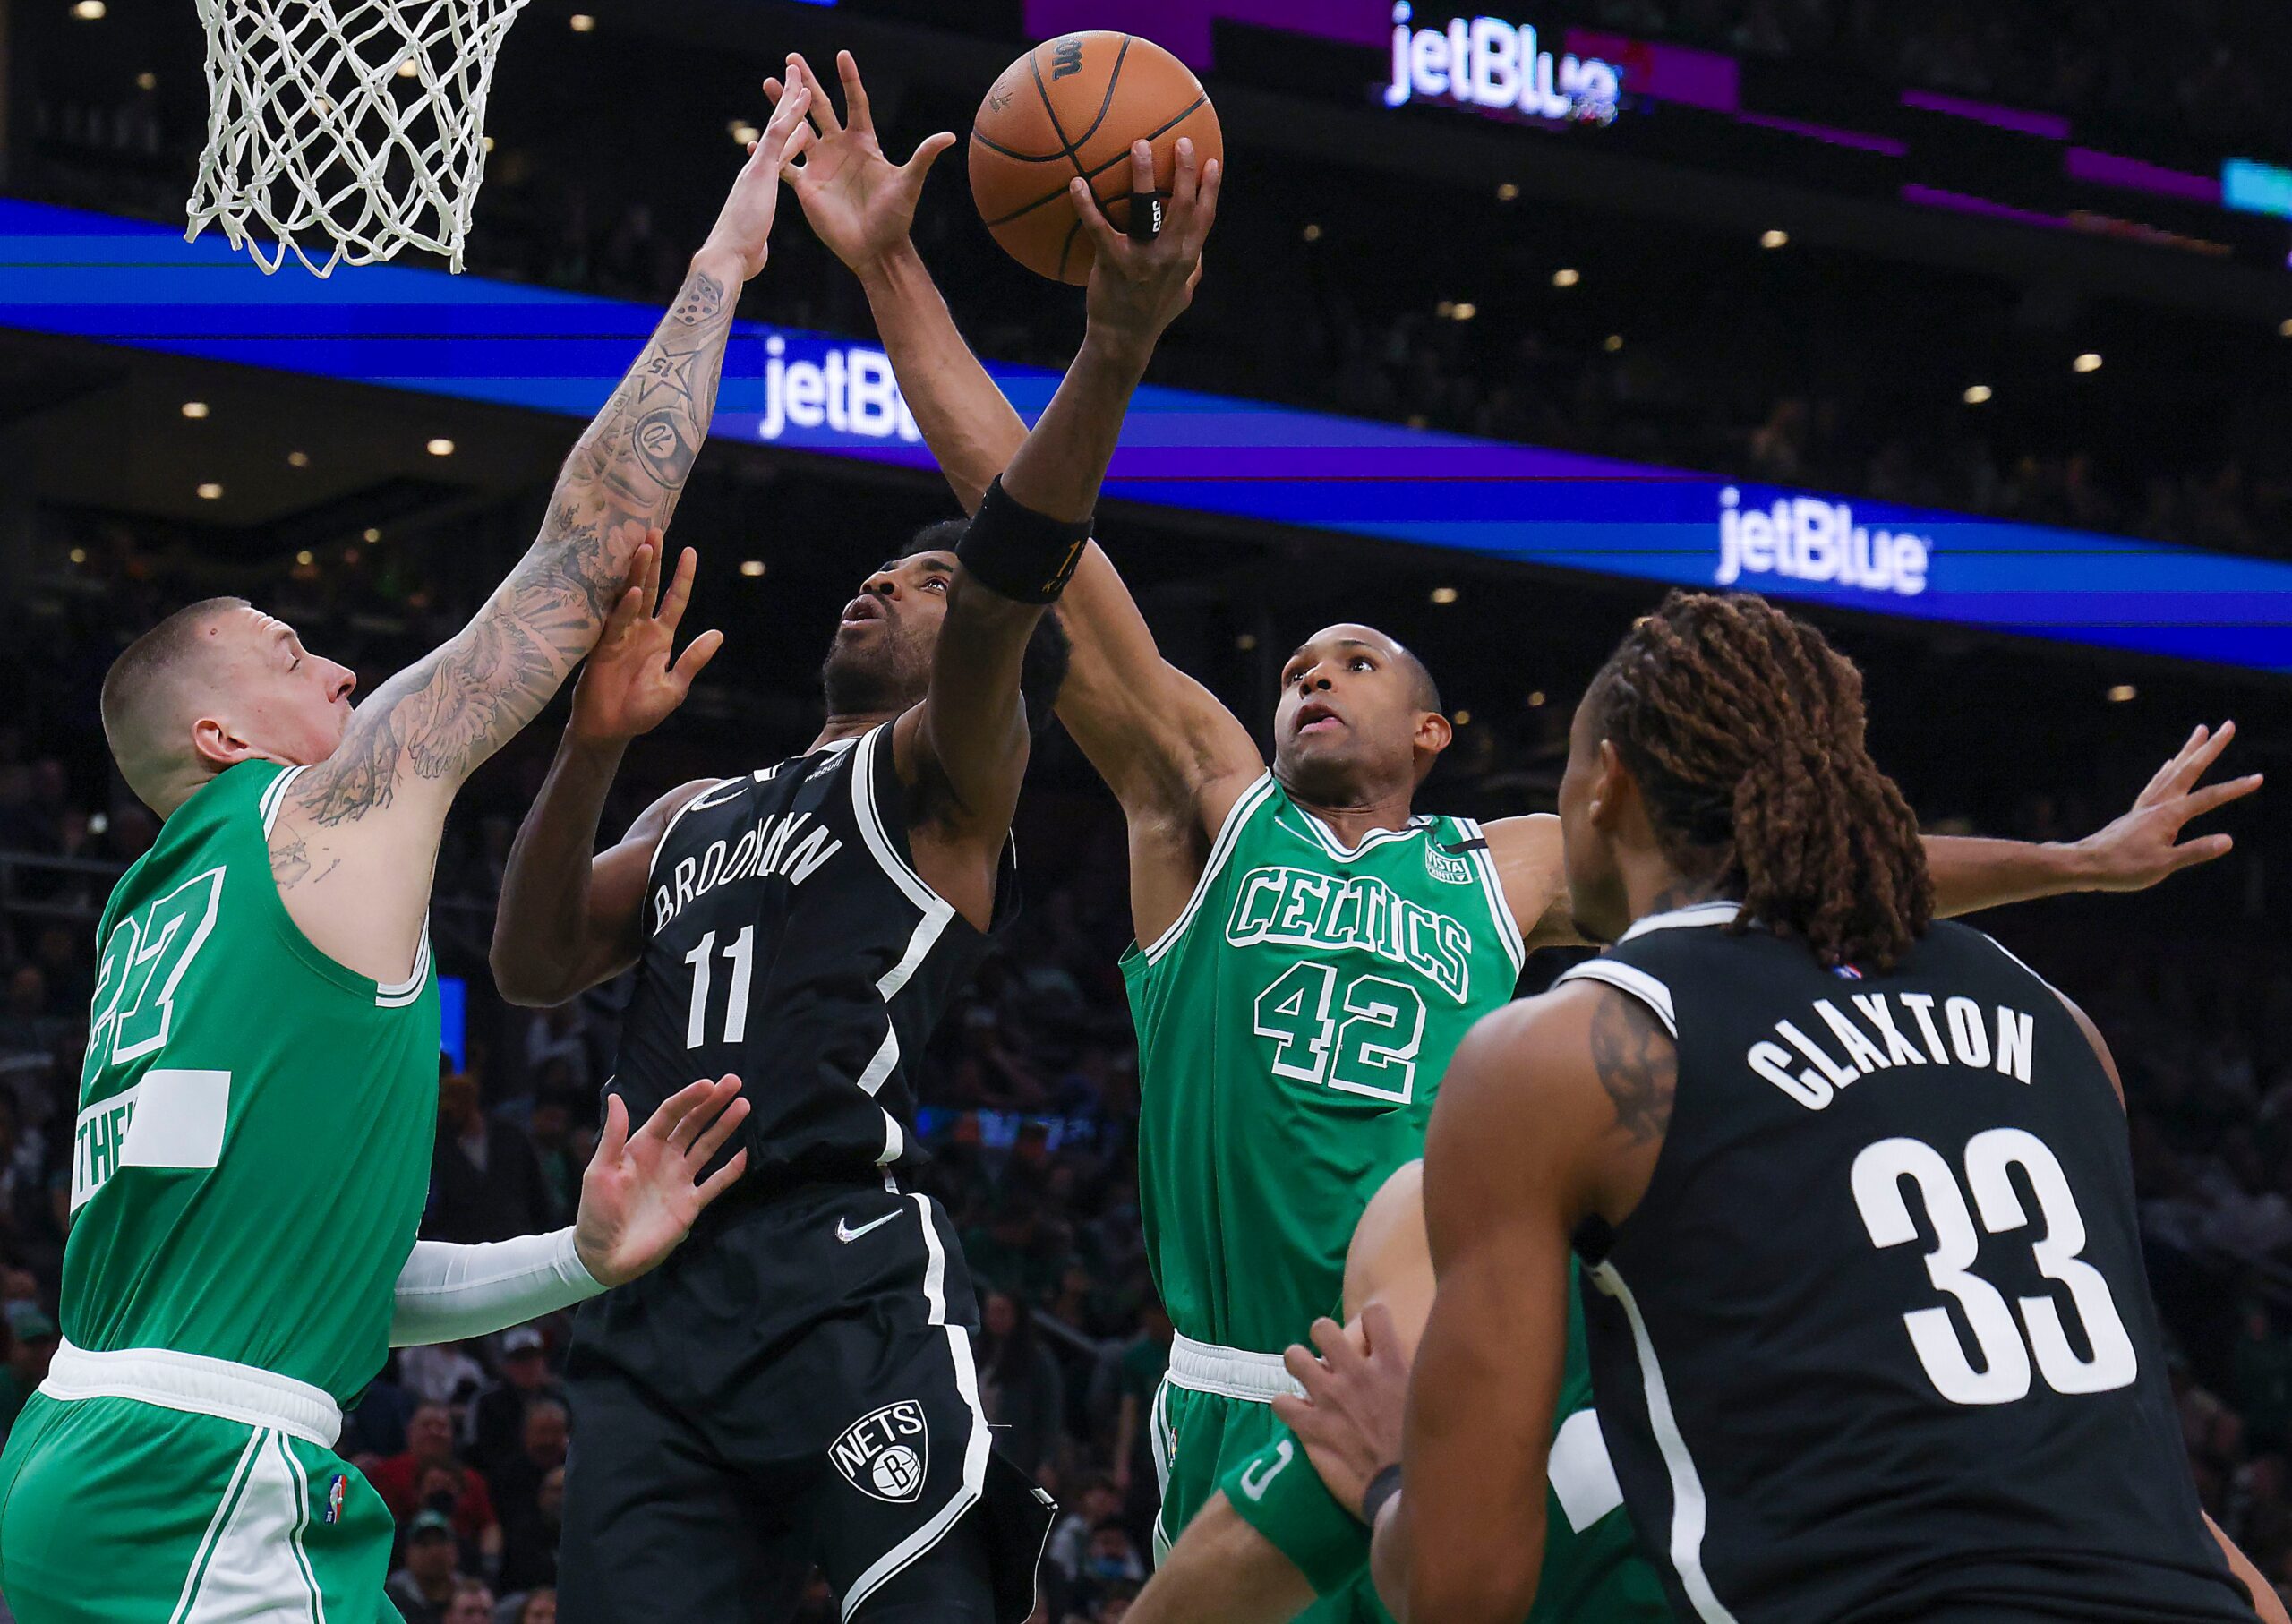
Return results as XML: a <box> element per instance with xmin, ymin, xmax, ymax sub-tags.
<box><xmin>1253</xmin><ymin>960</ymin><xmax>1426</xmax><ymax>1104</ymax></box>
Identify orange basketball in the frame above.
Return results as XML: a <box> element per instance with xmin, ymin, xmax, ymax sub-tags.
<box><xmin>970</xmin><ymin>32</ymin><xmax>1223</xmax><ymax>286</ymax></box>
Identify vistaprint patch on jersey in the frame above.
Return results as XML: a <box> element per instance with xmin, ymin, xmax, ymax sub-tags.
<box><xmin>1424</xmin><ymin>844</ymin><xmax>1475</xmax><ymax>885</ymax></box>
<box><xmin>830</xmin><ymin>1401</ymin><xmax>930</xmax><ymax>1503</ymax></box>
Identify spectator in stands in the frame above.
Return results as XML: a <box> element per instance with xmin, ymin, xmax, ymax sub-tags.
<box><xmin>520</xmin><ymin>1005</ymin><xmax>592</xmax><ymax>1095</ymax></box>
<box><xmin>398</xmin><ymin>1337</ymin><xmax>488</xmax><ymax>1409</ymax></box>
<box><xmin>2235</xmin><ymin>1303</ymin><xmax>2292</xmax><ymax>1452</ymax></box>
<box><xmin>371</xmin><ymin>1399</ymin><xmax>500</xmax><ymax>1558</ymax></box>
<box><xmin>468</xmin><ymin>1326</ymin><xmax>566</xmax><ymax>1476</ymax></box>
<box><xmin>524</xmin><ymin>1090</ymin><xmax>581</xmax><ymax>1227</ymax></box>
<box><xmin>344</xmin><ymin>1361</ymin><xmax>417</xmax><ymax>1462</ymax></box>
<box><xmin>488</xmin><ymin>1397</ymin><xmax>569</xmax><ymax>1530</ymax></box>
<box><xmin>977</xmin><ymin>1291</ymin><xmax>1065</xmax><ymax>1489</ymax></box>
<box><xmin>509</xmin><ymin>1588</ymin><xmax>557</xmax><ymax>1624</ymax></box>
<box><xmin>386</xmin><ymin>1511</ymin><xmax>465</xmax><ymax>1624</ymax></box>
<box><xmin>443</xmin><ymin>1579</ymin><xmax>495</xmax><ymax>1624</ymax></box>
<box><xmin>1047</xmin><ymin>1475</ymin><xmax>1124</xmax><ymax>1585</ymax></box>
<box><xmin>426</xmin><ymin>1070</ymin><xmax>552</xmax><ymax>1244</ymax></box>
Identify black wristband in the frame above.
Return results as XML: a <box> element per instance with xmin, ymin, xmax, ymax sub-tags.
<box><xmin>1359</xmin><ymin>1462</ymin><xmax>1403</xmax><ymax>1527</ymax></box>
<box><xmin>955</xmin><ymin>476</ymin><xmax>1093</xmax><ymax>604</ymax></box>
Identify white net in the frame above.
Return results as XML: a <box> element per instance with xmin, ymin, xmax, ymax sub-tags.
<box><xmin>186</xmin><ymin>0</ymin><xmax>530</xmax><ymax>277</ymax></box>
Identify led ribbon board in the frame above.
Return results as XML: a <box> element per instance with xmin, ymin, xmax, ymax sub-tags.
<box><xmin>3</xmin><ymin>197</ymin><xmax>2286</xmax><ymax>671</ymax></box>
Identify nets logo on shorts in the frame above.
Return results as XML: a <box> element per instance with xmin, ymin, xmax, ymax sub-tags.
<box><xmin>830</xmin><ymin>1400</ymin><xmax>931</xmax><ymax>1504</ymax></box>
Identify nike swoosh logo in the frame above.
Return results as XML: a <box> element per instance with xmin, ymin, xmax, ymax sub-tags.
<box><xmin>836</xmin><ymin>1211</ymin><xmax>903</xmax><ymax>1244</ymax></box>
<box><xmin>1436</xmin><ymin>837</ymin><xmax>1489</xmax><ymax>855</ymax></box>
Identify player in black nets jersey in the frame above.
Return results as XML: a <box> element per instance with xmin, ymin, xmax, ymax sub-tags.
<box><xmin>488</xmin><ymin>124</ymin><xmax>1220</xmax><ymax>1624</ymax></box>
<box><xmin>1274</xmin><ymin>590</ymin><xmax>2283</xmax><ymax>1624</ymax></box>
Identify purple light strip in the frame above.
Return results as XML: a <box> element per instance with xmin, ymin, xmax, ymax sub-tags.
<box><xmin>1736</xmin><ymin>111</ymin><xmax>1906</xmax><ymax>157</ymax></box>
<box><xmin>1900</xmin><ymin>89</ymin><xmax>2071</xmax><ymax>141</ymax></box>
<box><xmin>1901</xmin><ymin>182</ymin><xmax>2066</xmax><ymax>230</ymax></box>
<box><xmin>2065</xmin><ymin>146</ymin><xmax>2221</xmax><ymax>204</ymax></box>
<box><xmin>1564</xmin><ymin>29</ymin><xmax>1740</xmax><ymax>113</ymax></box>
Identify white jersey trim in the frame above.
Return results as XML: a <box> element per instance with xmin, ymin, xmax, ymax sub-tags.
<box><xmin>257</xmin><ymin>765</ymin><xmax>308</xmax><ymax>836</ymax></box>
<box><xmin>851</xmin><ymin>725</ymin><xmax>944</xmax><ymax>916</ymax></box>
<box><xmin>168</xmin><ymin>1425</ymin><xmax>265</xmax><ymax>1624</ymax></box>
<box><xmin>1455</xmin><ymin>816</ymin><xmax>1528</xmax><ymax>975</ymax></box>
<box><xmin>44</xmin><ymin>1338</ymin><xmax>344</xmax><ymax>1450</ymax></box>
<box><xmin>1139</xmin><ymin>773</ymin><xmax>1278</xmax><ymax>967</ymax></box>
<box><xmin>1587</xmin><ymin>1261</ymin><xmax>1741</xmax><ymax>1624</ymax></box>
<box><xmin>840</xmin><ymin>1198</ymin><xmax>992</xmax><ymax>1620</ymax></box>
<box><xmin>374</xmin><ymin>927</ymin><xmax>432</xmax><ymax>1008</ymax></box>
<box><xmin>1280</xmin><ymin>803</ymin><xmax>1435</xmax><ymax>862</ymax></box>
<box><xmin>1555</xmin><ymin>960</ymin><xmax>1679</xmax><ymax>1039</ymax></box>
<box><xmin>1167</xmin><ymin>1331</ymin><xmax>1304</xmax><ymax>1403</ymax></box>
<box><xmin>1619</xmin><ymin>901</ymin><xmax>1742</xmax><ymax>942</ymax></box>
<box><xmin>647</xmin><ymin>777</ymin><xmax>745</xmax><ymax>889</ymax></box>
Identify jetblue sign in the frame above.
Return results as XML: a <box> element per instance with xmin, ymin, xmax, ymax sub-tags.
<box><xmin>3</xmin><ymin>197</ymin><xmax>2287</xmax><ymax>672</ymax></box>
<box><xmin>1383</xmin><ymin>4</ymin><xmax>1621</xmax><ymax>124</ymax></box>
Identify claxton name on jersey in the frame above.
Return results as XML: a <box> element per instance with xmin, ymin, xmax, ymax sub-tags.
<box><xmin>1226</xmin><ymin>866</ymin><xmax>1475</xmax><ymax>1003</ymax></box>
<box><xmin>1750</xmin><ymin>989</ymin><xmax>2037</xmax><ymax>1110</ymax></box>
<box><xmin>653</xmin><ymin>804</ymin><xmax>844</xmax><ymax>935</ymax></box>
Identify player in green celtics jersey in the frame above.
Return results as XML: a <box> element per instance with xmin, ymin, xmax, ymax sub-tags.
<box><xmin>0</xmin><ymin>84</ymin><xmax>827</xmax><ymax>1624</ymax></box>
<box><xmin>778</xmin><ymin>52</ymin><xmax>2262</xmax><ymax>1623</ymax></box>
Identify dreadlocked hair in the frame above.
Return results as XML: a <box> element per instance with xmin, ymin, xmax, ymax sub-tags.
<box><xmin>1589</xmin><ymin>590</ymin><xmax>1934</xmax><ymax>970</ymax></box>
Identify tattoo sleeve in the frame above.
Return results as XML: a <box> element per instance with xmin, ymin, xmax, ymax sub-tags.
<box><xmin>1588</xmin><ymin>988</ymin><xmax>1678</xmax><ymax>1147</ymax></box>
<box><xmin>295</xmin><ymin>264</ymin><xmax>737</xmax><ymax>826</ymax></box>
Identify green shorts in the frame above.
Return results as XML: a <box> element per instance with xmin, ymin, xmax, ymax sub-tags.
<box><xmin>0</xmin><ymin>1381</ymin><xmax>393</xmax><ymax>1624</ymax></box>
<box><xmin>1156</xmin><ymin>1313</ymin><xmax>1672</xmax><ymax>1624</ymax></box>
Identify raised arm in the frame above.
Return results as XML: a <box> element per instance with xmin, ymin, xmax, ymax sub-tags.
<box><xmin>492</xmin><ymin>543</ymin><xmax>724</xmax><ymax>1006</ymax></box>
<box><xmin>875</xmin><ymin>135</ymin><xmax>1219</xmax><ymax>925</ymax></box>
<box><xmin>268</xmin><ymin>88</ymin><xmax>816</xmax><ymax>983</ymax></box>
<box><xmin>778</xmin><ymin>51</ymin><xmax>1261</xmax><ymax>939</ymax></box>
<box><xmin>1486</xmin><ymin>720</ymin><xmax>2260</xmax><ymax>953</ymax></box>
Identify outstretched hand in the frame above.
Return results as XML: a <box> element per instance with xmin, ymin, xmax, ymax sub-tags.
<box><xmin>570</xmin><ymin>533</ymin><xmax>723</xmax><ymax>746</ymax></box>
<box><xmin>574</xmin><ymin>1075</ymin><xmax>751</xmax><ymax>1287</ymax></box>
<box><xmin>1271</xmin><ymin>1303</ymin><xmax>1410</xmax><ymax>1519</ymax></box>
<box><xmin>699</xmin><ymin>77</ymin><xmax>817</xmax><ymax>281</ymax></box>
<box><xmin>2074</xmin><ymin>721</ymin><xmax>2262</xmax><ymax>892</ymax></box>
<box><xmin>769</xmin><ymin>50</ymin><xmax>956</xmax><ymax>275</ymax></box>
<box><xmin>1070</xmin><ymin>136</ymin><xmax>1221</xmax><ymax>361</ymax></box>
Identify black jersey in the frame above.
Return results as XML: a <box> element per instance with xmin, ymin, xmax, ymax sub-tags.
<box><xmin>610</xmin><ymin>722</ymin><xmax>1011</xmax><ymax>1199</ymax></box>
<box><xmin>1561</xmin><ymin>903</ymin><xmax>2251</xmax><ymax>1624</ymax></box>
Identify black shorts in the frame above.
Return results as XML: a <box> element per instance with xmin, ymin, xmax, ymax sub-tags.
<box><xmin>557</xmin><ymin>1183</ymin><xmax>1056</xmax><ymax>1624</ymax></box>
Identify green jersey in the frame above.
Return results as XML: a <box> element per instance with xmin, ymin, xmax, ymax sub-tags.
<box><xmin>63</xmin><ymin>760</ymin><xmax>439</xmax><ymax>1402</ymax></box>
<box><xmin>1122</xmin><ymin>774</ymin><xmax>1525</xmax><ymax>1353</ymax></box>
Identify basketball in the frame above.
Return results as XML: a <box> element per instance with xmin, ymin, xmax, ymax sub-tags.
<box><xmin>969</xmin><ymin>32</ymin><xmax>1223</xmax><ymax>285</ymax></box>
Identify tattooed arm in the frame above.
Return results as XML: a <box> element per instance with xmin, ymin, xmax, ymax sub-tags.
<box><xmin>269</xmin><ymin>83</ymin><xmax>817</xmax><ymax>985</ymax></box>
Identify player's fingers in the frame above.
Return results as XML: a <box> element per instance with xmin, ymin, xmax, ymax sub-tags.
<box><xmin>2172</xmin><ymin>718</ymin><xmax>2236</xmax><ymax>791</ymax></box>
<box><xmin>640</xmin><ymin>1076</ymin><xmax>713</xmax><ymax>1144</ymax></box>
<box><xmin>1270</xmin><ymin>1393</ymin><xmax>1308</xmax><ymax>1431</ymax></box>
<box><xmin>660</xmin><ymin>545</ymin><xmax>698</xmax><ymax>629</ymax></box>
<box><xmin>1282</xmin><ymin>1342</ymin><xmax>1327</xmax><ymax>1393</ymax></box>
<box><xmin>1126</xmin><ymin>139</ymin><xmax>1155</xmax><ymax>224</ymax></box>
<box><xmin>1308</xmin><ymin>1315</ymin><xmax>1360</xmax><ymax>1370</ymax></box>
<box><xmin>837</xmin><ymin>50</ymin><xmax>874</xmax><ymax>135</ymax></box>
<box><xmin>763</xmin><ymin>75</ymin><xmax>785</xmax><ymax>107</ymax></box>
<box><xmin>790</xmin><ymin>52</ymin><xmax>842</xmax><ymax>136</ymax></box>
<box><xmin>696</xmin><ymin>1150</ymin><xmax>750</xmax><ymax>1208</ymax></box>
<box><xmin>642</xmin><ymin>529</ymin><xmax>665</xmax><ymax>609</ymax></box>
<box><xmin>600</xmin><ymin>584</ymin><xmax>644</xmax><ymax>645</ymax></box>
<box><xmin>2181</xmin><ymin>773</ymin><xmax>2264</xmax><ymax>820</ymax></box>
<box><xmin>760</xmin><ymin>81</ymin><xmax>812</xmax><ymax>152</ymax></box>
<box><xmin>1176</xmin><ymin>158</ymin><xmax>1221</xmax><ymax>261</ymax></box>
<box><xmin>902</xmin><ymin>131</ymin><xmax>958</xmax><ymax>182</ymax></box>
<box><xmin>1069</xmin><ymin>177</ymin><xmax>1124</xmax><ymax>261</ymax></box>
<box><xmin>1167</xmin><ymin>134</ymin><xmax>1199</xmax><ymax>214</ymax></box>
<box><xmin>597</xmin><ymin>1092</ymin><xmax>629</xmax><ymax>1162</ymax></box>
<box><xmin>1356</xmin><ymin>1302</ymin><xmax>1400</xmax><ymax>1359</ymax></box>
<box><xmin>781</xmin><ymin>121</ymin><xmax>817</xmax><ymax>169</ymax></box>
<box><xmin>671</xmin><ymin>628</ymin><xmax>725</xmax><ymax>688</ymax></box>
<box><xmin>685</xmin><ymin>1091</ymin><xmax>750</xmax><ymax>1170</ymax></box>
<box><xmin>667</xmin><ymin>1075</ymin><xmax>741</xmax><ymax>1153</ymax></box>
<box><xmin>2169</xmin><ymin>833</ymin><xmax>2235</xmax><ymax>871</ymax></box>
<box><xmin>2141</xmin><ymin>723</ymin><xmax>2209</xmax><ymax>802</ymax></box>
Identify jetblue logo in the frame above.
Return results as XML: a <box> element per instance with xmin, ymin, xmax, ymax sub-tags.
<box><xmin>1715</xmin><ymin>487</ymin><xmax>1929</xmax><ymax>598</ymax></box>
<box><xmin>1385</xmin><ymin>4</ymin><xmax>1621</xmax><ymax>124</ymax></box>
<box><xmin>759</xmin><ymin>338</ymin><xmax>923</xmax><ymax>444</ymax></box>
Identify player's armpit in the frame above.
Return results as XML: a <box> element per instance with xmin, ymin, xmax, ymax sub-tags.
<box><xmin>2204</xmin><ymin>1510</ymin><xmax>2289</xmax><ymax>1624</ymax></box>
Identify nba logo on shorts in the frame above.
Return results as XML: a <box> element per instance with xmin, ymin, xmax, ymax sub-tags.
<box><xmin>830</xmin><ymin>1400</ymin><xmax>931</xmax><ymax>1504</ymax></box>
<box><xmin>322</xmin><ymin>1474</ymin><xmax>347</xmax><ymax>1526</ymax></box>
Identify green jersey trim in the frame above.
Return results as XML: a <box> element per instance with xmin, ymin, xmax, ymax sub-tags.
<box><xmin>1133</xmin><ymin>773</ymin><xmax>1279</xmax><ymax>967</ymax></box>
<box><xmin>1453</xmin><ymin>816</ymin><xmax>1529</xmax><ymax>976</ymax></box>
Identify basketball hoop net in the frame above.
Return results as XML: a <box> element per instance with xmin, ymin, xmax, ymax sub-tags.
<box><xmin>186</xmin><ymin>0</ymin><xmax>529</xmax><ymax>277</ymax></box>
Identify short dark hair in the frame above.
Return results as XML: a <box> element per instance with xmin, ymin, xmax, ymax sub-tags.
<box><xmin>1397</xmin><ymin>645</ymin><xmax>1441</xmax><ymax>715</ymax></box>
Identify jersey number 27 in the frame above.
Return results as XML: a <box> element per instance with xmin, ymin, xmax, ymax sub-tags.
<box><xmin>1852</xmin><ymin>1129</ymin><xmax>2138</xmax><ymax>1406</ymax></box>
